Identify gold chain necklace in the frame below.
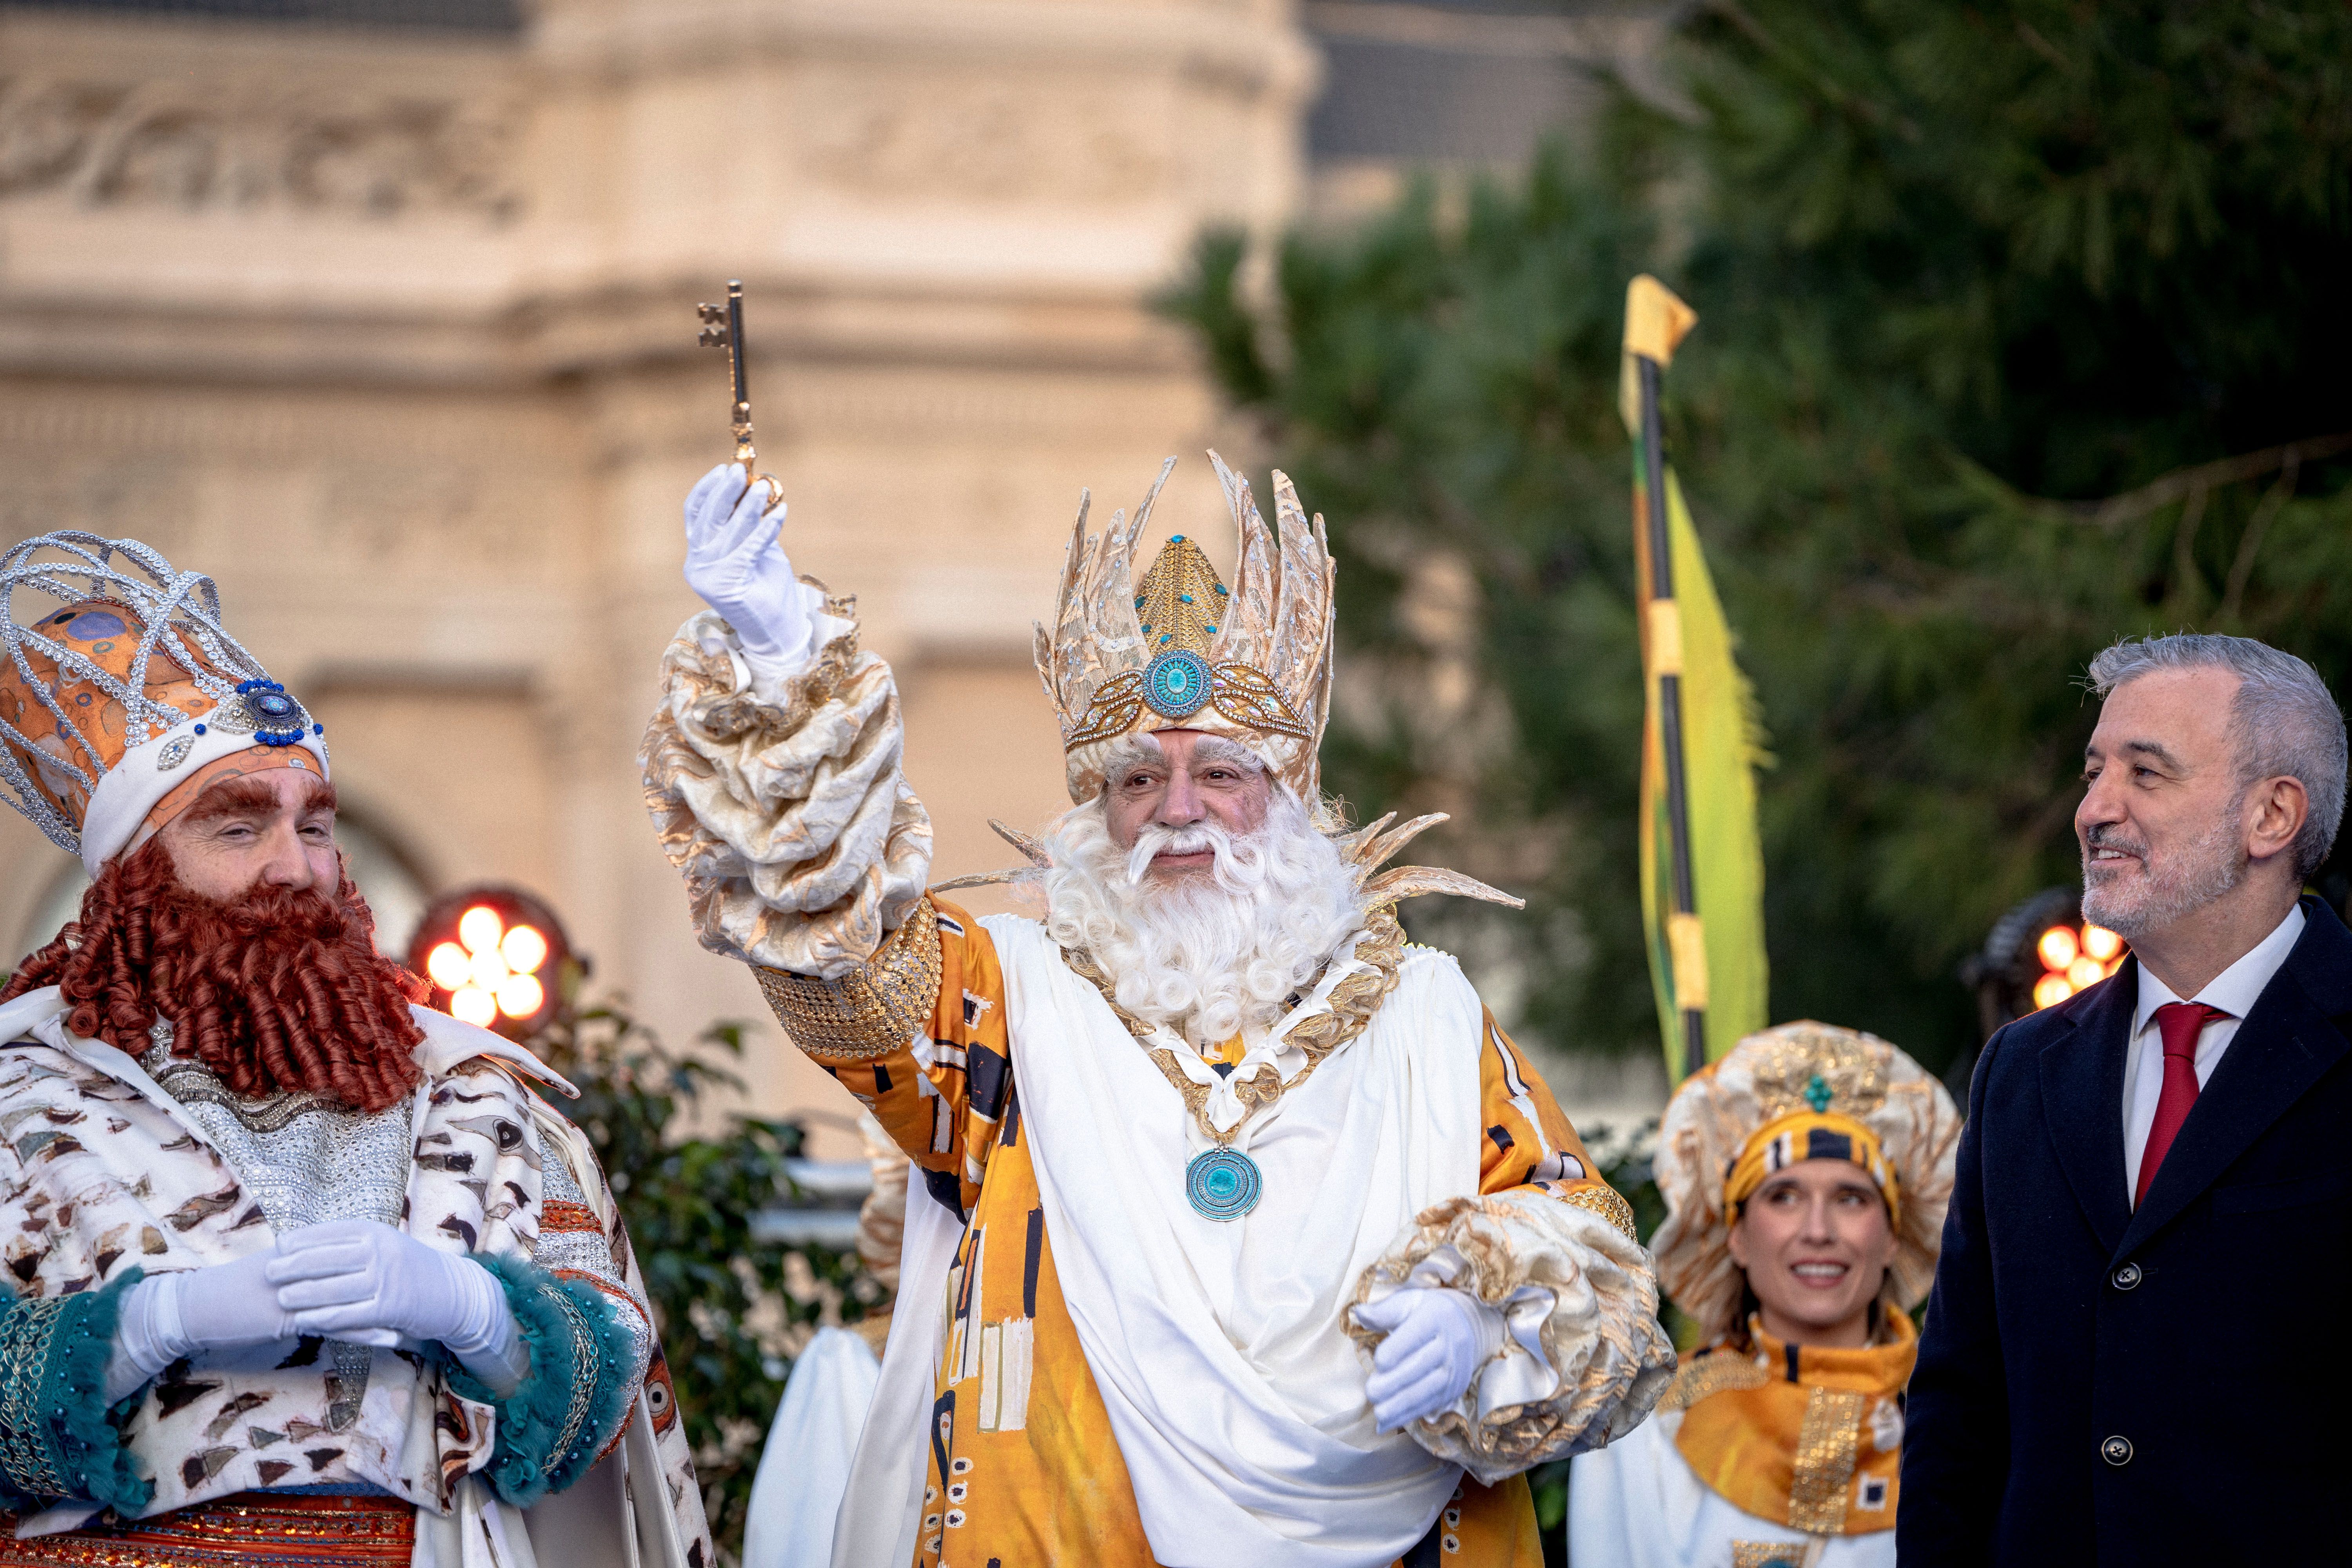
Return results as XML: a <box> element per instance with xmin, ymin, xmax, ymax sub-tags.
<box><xmin>1059</xmin><ymin>904</ymin><xmax>1407</xmax><ymax>1218</ymax></box>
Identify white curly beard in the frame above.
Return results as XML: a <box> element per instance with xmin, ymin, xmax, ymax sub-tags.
<box><xmin>1041</xmin><ymin>791</ymin><xmax>1370</xmax><ymax>1048</ymax></box>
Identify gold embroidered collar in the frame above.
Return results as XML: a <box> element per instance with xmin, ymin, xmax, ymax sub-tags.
<box><xmin>1060</xmin><ymin>901</ymin><xmax>1407</xmax><ymax>1149</ymax></box>
<box><xmin>1665</xmin><ymin>1310</ymin><xmax>1918</xmax><ymax>1537</ymax></box>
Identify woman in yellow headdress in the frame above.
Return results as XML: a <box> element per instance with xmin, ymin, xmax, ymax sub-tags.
<box><xmin>1569</xmin><ymin>1023</ymin><xmax>1961</xmax><ymax>1568</ymax></box>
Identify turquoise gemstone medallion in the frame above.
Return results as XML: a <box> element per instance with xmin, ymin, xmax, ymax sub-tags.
<box><xmin>1185</xmin><ymin>1147</ymin><xmax>1263</xmax><ymax>1221</ymax></box>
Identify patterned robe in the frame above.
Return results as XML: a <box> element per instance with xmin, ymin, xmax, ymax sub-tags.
<box><xmin>0</xmin><ymin>988</ymin><xmax>711</xmax><ymax>1568</ymax></box>
<box><xmin>643</xmin><ymin>603</ymin><xmax>1676</xmax><ymax>1566</ymax></box>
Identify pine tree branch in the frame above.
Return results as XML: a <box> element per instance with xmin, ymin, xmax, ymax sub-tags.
<box><xmin>2082</xmin><ymin>431</ymin><xmax>2348</xmax><ymax>527</ymax></box>
<box><xmin>1706</xmin><ymin>0</ymin><xmax>1922</xmax><ymax>142</ymax></box>
<box><xmin>2220</xmin><ymin>453</ymin><xmax>2302</xmax><ymax>622</ymax></box>
<box><xmin>1978</xmin><ymin>430</ymin><xmax>2352</xmax><ymax>529</ymax></box>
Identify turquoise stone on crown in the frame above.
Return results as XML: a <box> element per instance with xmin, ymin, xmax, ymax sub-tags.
<box><xmin>1142</xmin><ymin>648</ymin><xmax>1212</xmax><ymax>719</ymax></box>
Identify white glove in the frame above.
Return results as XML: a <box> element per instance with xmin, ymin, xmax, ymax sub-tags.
<box><xmin>104</xmin><ymin>1250</ymin><xmax>306</xmax><ymax>1403</ymax></box>
<box><xmin>1353</xmin><ymin>1287</ymin><xmax>1505</xmax><ymax>1432</ymax></box>
<box><xmin>683</xmin><ymin>461</ymin><xmax>812</xmax><ymax>667</ymax></box>
<box><xmin>270</xmin><ymin>1220</ymin><xmax>528</xmax><ymax>1394</ymax></box>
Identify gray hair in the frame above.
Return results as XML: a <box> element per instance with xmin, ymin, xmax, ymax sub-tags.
<box><xmin>2087</xmin><ymin>634</ymin><xmax>2348</xmax><ymax>876</ymax></box>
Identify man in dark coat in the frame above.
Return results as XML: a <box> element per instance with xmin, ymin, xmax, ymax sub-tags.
<box><xmin>1900</xmin><ymin>633</ymin><xmax>2350</xmax><ymax>1565</ymax></box>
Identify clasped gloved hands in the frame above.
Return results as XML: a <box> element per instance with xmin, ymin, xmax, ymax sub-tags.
<box><xmin>267</xmin><ymin>1220</ymin><xmax>514</xmax><ymax>1358</ymax></box>
<box><xmin>107</xmin><ymin>1220</ymin><xmax>527</xmax><ymax>1405</ymax></box>
<box><xmin>682</xmin><ymin>461</ymin><xmax>812</xmax><ymax>670</ymax></box>
<box><xmin>1353</xmin><ymin>1286</ymin><xmax>1506</xmax><ymax>1433</ymax></box>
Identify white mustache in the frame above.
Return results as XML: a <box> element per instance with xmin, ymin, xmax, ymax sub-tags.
<box><xmin>1125</xmin><ymin>822</ymin><xmax>1229</xmax><ymax>885</ymax></box>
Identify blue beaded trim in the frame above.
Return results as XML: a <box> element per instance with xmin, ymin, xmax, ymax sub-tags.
<box><xmin>1186</xmin><ymin>1147</ymin><xmax>1261</xmax><ymax>1221</ymax></box>
<box><xmin>1142</xmin><ymin>649</ymin><xmax>1212</xmax><ymax>719</ymax></box>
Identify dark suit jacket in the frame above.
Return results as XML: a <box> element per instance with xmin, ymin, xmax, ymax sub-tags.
<box><xmin>1898</xmin><ymin>895</ymin><xmax>2352</xmax><ymax>1564</ymax></box>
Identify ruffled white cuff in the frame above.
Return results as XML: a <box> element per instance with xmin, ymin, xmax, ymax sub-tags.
<box><xmin>642</xmin><ymin>588</ymin><xmax>933</xmax><ymax>980</ymax></box>
<box><xmin>1350</xmin><ymin>1189</ymin><xmax>1678</xmax><ymax>1485</ymax></box>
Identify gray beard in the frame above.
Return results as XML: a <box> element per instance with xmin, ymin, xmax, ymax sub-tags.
<box><xmin>2080</xmin><ymin>805</ymin><xmax>2247</xmax><ymax>940</ymax></box>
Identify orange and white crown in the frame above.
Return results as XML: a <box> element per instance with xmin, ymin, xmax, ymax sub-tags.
<box><xmin>1037</xmin><ymin>452</ymin><xmax>1334</xmax><ymax>805</ymax></box>
<box><xmin>0</xmin><ymin>533</ymin><xmax>329</xmax><ymax>873</ymax></box>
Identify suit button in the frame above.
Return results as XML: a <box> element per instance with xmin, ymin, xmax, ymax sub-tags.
<box><xmin>2102</xmin><ymin>1435</ymin><xmax>2133</xmax><ymax>1466</ymax></box>
<box><xmin>2112</xmin><ymin>1263</ymin><xmax>2142</xmax><ymax>1290</ymax></box>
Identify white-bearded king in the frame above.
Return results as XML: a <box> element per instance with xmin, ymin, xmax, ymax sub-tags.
<box><xmin>0</xmin><ymin>535</ymin><xmax>710</xmax><ymax>1568</ymax></box>
<box><xmin>643</xmin><ymin>457</ymin><xmax>1677</xmax><ymax>1567</ymax></box>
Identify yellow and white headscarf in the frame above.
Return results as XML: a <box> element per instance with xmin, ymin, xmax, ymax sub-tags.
<box><xmin>1651</xmin><ymin>1022</ymin><xmax>1960</xmax><ymax>1340</ymax></box>
<box><xmin>1723</xmin><ymin>1108</ymin><xmax>1901</xmax><ymax>1229</ymax></box>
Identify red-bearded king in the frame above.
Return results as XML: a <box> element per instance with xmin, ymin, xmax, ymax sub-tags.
<box><xmin>0</xmin><ymin>534</ymin><xmax>709</xmax><ymax>1568</ymax></box>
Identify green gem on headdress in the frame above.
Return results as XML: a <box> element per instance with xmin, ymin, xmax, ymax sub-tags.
<box><xmin>1804</xmin><ymin>1074</ymin><xmax>1833</xmax><ymax>1113</ymax></box>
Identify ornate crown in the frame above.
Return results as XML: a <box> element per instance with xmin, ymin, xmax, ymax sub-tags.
<box><xmin>1036</xmin><ymin>452</ymin><xmax>1334</xmax><ymax>805</ymax></box>
<box><xmin>0</xmin><ymin>533</ymin><xmax>328</xmax><ymax>872</ymax></box>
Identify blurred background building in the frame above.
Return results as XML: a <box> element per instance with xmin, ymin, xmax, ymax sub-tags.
<box><xmin>0</xmin><ymin>0</ymin><xmax>1666</xmax><ymax>1150</ymax></box>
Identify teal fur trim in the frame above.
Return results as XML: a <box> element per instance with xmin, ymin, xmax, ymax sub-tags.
<box><xmin>0</xmin><ymin>1268</ymin><xmax>153</xmax><ymax>1514</ymax></box>
<box><xmin>446</xmin><ymin>1254</ymin><xmax>636</xmax><ymax>1508</ymax></box>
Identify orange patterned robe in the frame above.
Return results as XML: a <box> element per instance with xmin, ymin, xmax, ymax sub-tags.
<box><xmin>810</xmin><ymin>898</ymin><xmax>1626</xmax><ymax>1567</ymax></box>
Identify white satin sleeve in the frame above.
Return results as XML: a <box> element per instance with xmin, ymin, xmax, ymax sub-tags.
<box><xmin>641</xmin><ymin>590</ymin><xmax>933</xmax><ymax>980</ymax></box>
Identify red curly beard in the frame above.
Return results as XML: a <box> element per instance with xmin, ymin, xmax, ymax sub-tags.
<box><xmin>2</xmin><ymin>835</ymin><xmax>427</xmax><ymax>1114</ymax></box>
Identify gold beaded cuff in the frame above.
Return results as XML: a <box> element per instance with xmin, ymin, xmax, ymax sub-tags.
<box><xmin>1555</xmin><ymin>1182</ymin><xmax>1640</xmax><ymax>1245</ymax></box>
<box><xmin>753</xmin><ymin>897</ymin><xmax>943</xmax><ymax>1062</ymax></box>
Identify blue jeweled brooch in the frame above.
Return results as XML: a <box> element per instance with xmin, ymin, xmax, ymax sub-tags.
<box><xmin>216</xmin><ymin>678</ymin><xmax>316</xmax><ymax>747</ymax></box>
<box><xmin>1142</xmin><ymin>648</ymin><xmax>1213</xmax><ymax>720</ymax></box>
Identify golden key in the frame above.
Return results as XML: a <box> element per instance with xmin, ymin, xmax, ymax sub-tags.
<box><xmin>695</xmin><ymin>279</ymin><xmax>784</xmax><ymax>512</ymax></box>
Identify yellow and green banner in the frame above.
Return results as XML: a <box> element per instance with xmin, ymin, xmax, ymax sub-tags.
<box><xmin>1621</xmin><ymin>276</ymin><xmax>1770</xmax><ymax>1083</ymax></box>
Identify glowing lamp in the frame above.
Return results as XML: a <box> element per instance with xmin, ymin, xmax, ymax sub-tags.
<box><xmin>501</xmin><ymin>924</ymin><xmax>548</xmax><ymax>976</ymax></box>
<box><xmin>2025</xmin><ymin>915</ymin><xmax>2131</xmax><ymax>1014</ymax></box>
<box><xmin>497</xmin><ymin>973</ymin><xmax>544</xmax><ymax>1019</ymax></box>
<box><xmin>425</xmin><ymin>942</ymin><xmax>472</xmax><ymax>991</ymax></box>
<box><xmin>458</xmin><ymin>906</ymin><xmax>503</xmax><ymax>957</ymax></box>
<box><xmin>406</xmin><ymin>884</ymin><xmax>575</xmax><ymax>1040</ymax></box>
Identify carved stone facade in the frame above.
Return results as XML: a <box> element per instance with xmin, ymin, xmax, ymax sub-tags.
<box><xmin>0</xmin><ymin>0</ymin><xmax>1313</xmax><ymax>1149</ymax></box>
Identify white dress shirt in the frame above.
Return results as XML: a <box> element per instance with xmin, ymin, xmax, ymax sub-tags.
<box><xmin>2120</xmin><ymin>903</ymin><xmax>2304</xmax><ymax>1200</ymax></box>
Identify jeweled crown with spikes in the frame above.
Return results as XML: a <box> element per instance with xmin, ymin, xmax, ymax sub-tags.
<box><xmin>0</xmin><ymin>532</ymin><xmax>328</xmax><ymax>873</ymax></box>
<box><xmin>1037</xmin><ymin>452</ymin><xmax>1334</xmax><ymax>806</ymax></box>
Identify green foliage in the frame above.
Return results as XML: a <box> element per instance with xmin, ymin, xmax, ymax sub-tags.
<box><xmin>1166</xmin><ymin>0</ymin><xmax>2352</xmax><ymax>1075</ymax></box>
<box><xmin>532</xmin><ymin>1002</ymin><xmax>877</xmax><ymax>1562</ymax></box>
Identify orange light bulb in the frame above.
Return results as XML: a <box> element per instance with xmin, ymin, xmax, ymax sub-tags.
<box><xmin>496</xmin><ymin>973</ymin><xmax>545</xmax><ymax>1020</ymax></box>
<box><xmin>2037</xmin><ymin>926</ymin><xmax>2079</xmax><ymax>972</ymax></box>
<box><xmin>500</xmin><ymin>925</ymin><xmax>548</xmax><ymax>976</ymax></box>
<box><xmin>458</xmin><ymin>906</ymin><xmax>504</xmax><ymax>956</ymax></box>
<box><xmin>425</xmin><ymin>942</ymin><xmax>472</xmax><ymax>991</ymax></box>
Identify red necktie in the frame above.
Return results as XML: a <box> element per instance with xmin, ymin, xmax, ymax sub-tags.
<box><xmin>2136</xmin><ymin>1001</ymin><xmax>2226</xmax><ymax>1206</ymax></box>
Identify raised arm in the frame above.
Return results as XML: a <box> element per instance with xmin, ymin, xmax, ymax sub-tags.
<box><xmin>641</xmin><ymin>465</ymin><xmax>933</xmax><ymax>979</ymax></box>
